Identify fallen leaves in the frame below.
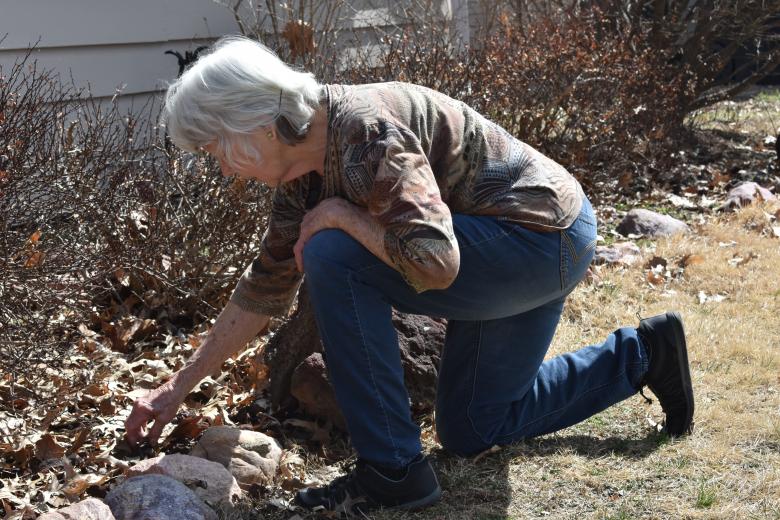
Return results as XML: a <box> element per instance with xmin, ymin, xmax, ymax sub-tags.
<box><xmin>35</xmin><ymin>435</ymin><xmax>66</xmax><ymax>462</ymax></box>
<box><xmin>101</xmin><ymin>317</ymin><xmax>157</xmax><ymax>353</ymax></box>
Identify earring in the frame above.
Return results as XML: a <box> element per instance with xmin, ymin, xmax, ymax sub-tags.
<box><xmin>266</xmin><ymin>131</ymin><xmax>274</xmax><ymax>140</ymax></box>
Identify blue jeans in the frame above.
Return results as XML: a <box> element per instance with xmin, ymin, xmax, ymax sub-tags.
<box><xmin>303</xmin><ymin>198</ymin><xmax>649</xmax><ymax>467</ymax></box>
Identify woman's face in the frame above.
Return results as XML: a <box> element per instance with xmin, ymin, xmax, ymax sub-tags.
<box><xmin>203</xmin><ymin>131</ymin><xmax>287</xmax><ymax>187</ymax></box>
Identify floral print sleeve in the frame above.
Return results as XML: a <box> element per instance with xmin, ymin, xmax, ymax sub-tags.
<box><xmin>364</xmin><ymin>123</ymin><xmax>459</xmax><ymax>292</ymax></box>
<box><xmin>229</xmin><ymin>181</ymin><xmax>305</xmax><ymax>316</ymax></box>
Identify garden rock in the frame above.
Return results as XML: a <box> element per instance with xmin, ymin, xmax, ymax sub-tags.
<box><xmin>105</xmin><ymin>475</ymin><xmax>217</xmax><ymax>520</ymax></box>
<box><xmin>190</xmin><ymin>426</ymin><xmax>283</xmax><ymax>488</ymax></box>
<box><xmin>616</xmin><ymin>209</ymin><xmax>690</xmax><ymax>237</ymax></box>
<box><xmin>289</xmin><ymin>312</ymin><xmax>446</xmax><ymax>427</ymax></box>
<box><xmin>291</xmin><ymin>353</ymin><xmax>346</xmax><ymax>430</ymax></box>
<box><xmin>125</xmin><ymin>453</ymin><xmax>241</xmax><ymax>508</ymax></box>
<box><xmin>38</xmin><ymin>498</ymin><xmax>115</xmax><ymax>520</ymax></box>
<box><xmin>593</xmin><ymin>242</ymin><xmax>642</xmax><ymax>266</ymax></box>
<box><xmin>721</xmin><ymin>181</ymin><xmax>776</xmax><ymax>210</ymax></box>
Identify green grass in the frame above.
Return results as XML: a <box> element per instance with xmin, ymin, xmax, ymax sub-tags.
<box><xmin>696</xmin><ymin>481</ymin><xmax>717</xmax><ymax>508</ymax></box>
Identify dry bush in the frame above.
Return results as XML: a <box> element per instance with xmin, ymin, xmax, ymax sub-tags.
<box><xmin>332</xmin><ymin>8</ymin><xmax>692</xmax><ymax>189</ymax></box>
<box><xmin>506</xmin><ymin>0</ymin><xmax>780</xmax><ymax>110</ymax></box>
<box><xmin>0</xmin><ymin>51</ymin><xmax>270</xmax><ymax>405</ymax></box>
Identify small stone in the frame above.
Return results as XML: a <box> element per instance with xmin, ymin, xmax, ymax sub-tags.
<box><xmin>721</xmin><ymin>181</ymin><xmax>776</xmax><ymax>211</ymax></box>
<box><xmin>593</xmin><ymin>241</ymin><xmax>642</xmax><ymax>266</ymax></box>
<box><xmin>616</xmin><ymin>209</ymin><xmax>690</xmax><ymax>237</ymax></box>
<box><xmin>126</xmin><ymin>453</ymin><xmax>241</xmax><ymax>508</ymax></box>
<box><xmin>190</xmin><ymin>426</ymin><xmax>283</xmax><ymax>488</ymax></box>
<box><xmin>38</xmin><ymin>498</ymin><xmax>115</xmax><ymax>520</ymax></box>
<box><xmin>105</xmin><ymin>474</ymin><xmax>217</xmax><ymax>520</ymax></box>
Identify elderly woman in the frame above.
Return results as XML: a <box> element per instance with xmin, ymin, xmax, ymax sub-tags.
<box><xmin>125</xmin><ymin>36</ymin><xmax>693</xmax><ymax>515</ymax></box>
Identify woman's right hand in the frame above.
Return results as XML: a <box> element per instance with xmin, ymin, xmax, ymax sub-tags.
<box><xmin>124</xmin><ymin>381</ymin><xmax>185</xmax><ymax>447</ymax></box>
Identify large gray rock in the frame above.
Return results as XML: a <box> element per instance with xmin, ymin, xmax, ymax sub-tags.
<box><xmin>616</xmin><ymin>209</ymin><xmax>690</xmax><ymax>237</ymax></box>
<box><xmin>38</xmin><ymin>498</ymin><xmax>115</xmax><ymax>520</ymax></box>
<box><xmin>125</xmin><ymin>454</ymin><xmax>241</xmax><ymax>509</ymax></box>
<box><xmin>721</xmin><ymin>181</ymin><xmax>776</xmax><ymax>210</ymax></box>
<box><xmin>190</xmin><ymin>426</ymin><xmax>283</xmax><ymax>488</ymax></box>
<box><xmin>105</xmin><ymin>475</ymin><xmax>217</xmax><ymax>520</ymax></box>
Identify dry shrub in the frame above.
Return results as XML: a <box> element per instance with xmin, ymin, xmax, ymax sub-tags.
<box><xmin>332</xmin><ymin>8</ymin><xmax>693</xmax><ymax>189</ymax></box>
<box><xmin>0</xmin><ymin>51</ymin><xmax>270</xmax><ymax>404</ymax></box>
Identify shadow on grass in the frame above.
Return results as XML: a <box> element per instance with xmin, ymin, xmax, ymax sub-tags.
<box><xmin>382</xmin><ymin>431</ymin><xmax>667</xmax><ymax>519</ymax></box>
<box><xmin>509</xmin><ymin>429</ymin><xmax>669</xmax><ymax>460</ymax></box>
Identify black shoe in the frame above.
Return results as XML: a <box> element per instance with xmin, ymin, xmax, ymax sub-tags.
<box><xmin>295</xmin><ymin>455</ymin><xmax>441</xmax><ymax>517</ymax></box>
<box><xmin>637</xmin><ymin>311</ymin><xmax>695</xmax><ymax>436</ymax></box>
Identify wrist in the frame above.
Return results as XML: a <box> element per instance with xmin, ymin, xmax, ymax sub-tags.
<box><xmin>166</xmin><ymin>364</ymin><xmax>204</xmax><ymax>401</ymax></box>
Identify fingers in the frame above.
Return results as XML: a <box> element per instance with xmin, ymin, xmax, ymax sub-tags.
<box><xmin>124</xmin><ymin>399</ymin><xmax>153</xmax><ymax>446</ymax></box>
<box><xmin>147</xmin><ymin>417</ymin><xmax>167</xmax><ymax>447</ymax></box>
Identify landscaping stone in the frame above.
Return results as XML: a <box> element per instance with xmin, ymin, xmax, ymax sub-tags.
<box><xmin>105</xmin><ymin>475</ymin><xmax>217</xmax><ymax>520</ymax></box>
<box><xmin>291</xmin><ymin>353</ymin><xmax>346</xmax><ymax>430</ymax></box>
<box><xmin>616</xmin><ymin>208</ymin><xmax>690</xmax><ymax>237</ymax></box>
<box><xmin>289</xmin><ymin>312</ymin><xmax>446</xmax><ymax>427</ymax></box>
<box><xmin>190</xmin><ymin>426</ymin><xmax>283</xmax><ymax>488</ymax></box>
<box><xmin>38</xmin><ymin>498</ymin><xmax>115</xmax><ymax>520</ymax></box>
<box><xmin>721</xmin><ymin>181</ymin><xmax>776</xmax><ymax>210</ymax></box>
<box><xmin>593</xmin><ymin>242</ymin><xmax>642</xmax><ymax>266</ymax></box>
<box><xmin>125</xmin><ymin>453</ymin><xmax>241</xmax><ymax>508</ymax></box>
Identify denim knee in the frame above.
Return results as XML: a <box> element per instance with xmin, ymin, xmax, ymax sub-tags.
<box><xmin>302</xmin><ymin>229</ymin><xmax>353</xmax><ymax>281</ymax></box>
<box><xmin>434</xmin><ymin>409</ymin><xmax>491</xmax><ymax>457</ymax></box>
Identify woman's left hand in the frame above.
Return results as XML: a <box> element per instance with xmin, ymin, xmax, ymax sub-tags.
<box><xmin>294</xmin><ymin>197</ymin><xmax>355</xmax><ymax>273</ymax></box>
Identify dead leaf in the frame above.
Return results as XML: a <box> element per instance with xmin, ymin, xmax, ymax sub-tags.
<box><xmin>102</xmin><ymin>317</ymin><xmax>156</xmax><ymax>352</ymax></box>
<box><xmin>646</xmin><ymin>271</ymin><xmax>665</xmax><ymax>286</ymax></box>
<box><xmin>678</xmin><ymin>254</ymin><xmax>705</xmax><ymax>267</ymax></box>
<box><xmin>710</xmin><ymin>170</ymin><xmax>731</xmax><ymax>187</ymax></box>
<box><xmin>98</xmin><ymin>397</ymin><xmax>116</xmax><ymax>416</ymax></box>
<box><xmin>67</xmin><ymin>428</ymin><xmax>91</xmax><ymax>455</ymax></box>
<box><xmin>23</xmin><ymin>251</ymin><xmax>44</xmax><ymax>268</ymax></box>
<box><xmin>39</xmin><ymin>407</ymin><xmax>64</xmax><ymax>431</ymax></box>
<box><xmin>28</xmin><ymin>230</ymin><xmax>41</xmax><ymax>244</ymax></box>
<box><xmin>114</xmin><ymin>268</ymin><xmax>130</xmax><ymax>287</ymax></box>
<box><xmin>61</xmin><ymin>473</ymin><xmax>108</xmax><ymax>499</ymax></box>
<box><xmin>82</xmin><ymin>383</ymin><xmax>109</xmax><ymax>397</ymax></box>
<box><xmin>11</xmin><ymin>443</ymin><xmax>34</xmax><ymax>469</ymax></box>
<box><xmin>281</xmin><ymin>20</ymin><xmax>315</xmax><ymax>61</ymax></box>
<box><xmin>162</xmin><ymin>415</ymin><xmax>207</xmax><ymax>445</ymax></box>
<box><xmin>617</xmin><ymin>171</ymin><xmax>633</xmax><ymax>189</ymax></box>
<box><xmin>472</xmin><ymin>445</ymin><xmax>501</xmax><ymax>463</ymax></box>
<box><xmin>35</xmin><ymin>434</ymin><xmax>65</xmax><ymax>461</ymax></box>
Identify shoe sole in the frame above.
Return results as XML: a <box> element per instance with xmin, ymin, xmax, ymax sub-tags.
<box><xmin>664</xmin><ymin>311</ymin><xmax>695</xmax><ymax>435</ymax></box>
<box><xmin>350</xmin><ymin>486</ymin><xmax>442</xmax><ymax>517</ymax></box>
<box><xmin>391</xmin><ymin>485</ymin><xmax>442</xmax><ymax>511</ymax></box>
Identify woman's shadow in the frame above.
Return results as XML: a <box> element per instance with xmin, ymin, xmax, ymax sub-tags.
<box><xmin>420</xmin><ymin>429</ymin><xmax>667</xmax><ymax>519</ymax></box>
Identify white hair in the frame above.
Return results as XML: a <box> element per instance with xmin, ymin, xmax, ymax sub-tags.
<box><xmin>161</xmin><ymin>36</ymin><xmax>323</xmax><ymax>169</ymax></box>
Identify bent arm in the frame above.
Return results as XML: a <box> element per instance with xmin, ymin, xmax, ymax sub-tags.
<box><xmin>169</xmin><ymin>301</ymin><xmax>270</xmax><ymax>394</ymax></box>
<box><xmin>340</xmin><ymin>202</ymin><xmax>459</xmax><ymax>290</ymax></box>
<box><xmin>125</xmin><ymin>301</ymin><xmax>269</xmax><ymax>446</ymax></box>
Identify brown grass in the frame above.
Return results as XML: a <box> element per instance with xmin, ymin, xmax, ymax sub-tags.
<box><xmin>247</xmin><ymin>206</ymin><xmax>780</xmax><ymax>520</ymax></box>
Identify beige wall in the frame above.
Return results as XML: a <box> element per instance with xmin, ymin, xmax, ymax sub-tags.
<box><xmin>0</xmin><ymin>1</ymin><xmax>477</xmax><ymax>114</ymax></box>
<box><xmin>0</xmin><ymin>0</ymin><xmax>240</xmax><ymax>108</ymax></box>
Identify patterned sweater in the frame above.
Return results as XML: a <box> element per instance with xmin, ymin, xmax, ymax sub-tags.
<box><xmin>230</xmin><ymin>82</ymin><xmax>584</xmax><ymax>316</ymax></box>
